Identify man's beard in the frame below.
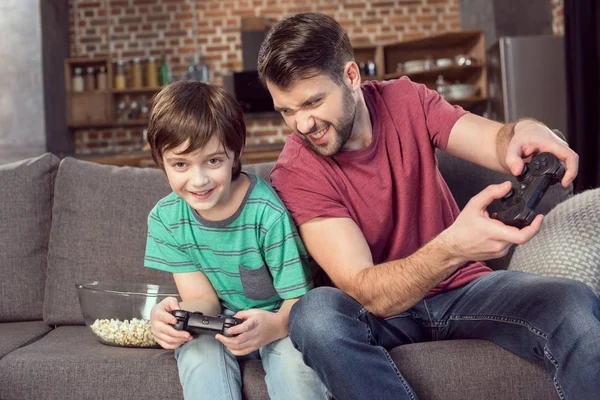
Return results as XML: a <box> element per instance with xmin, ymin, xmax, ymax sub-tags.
<box><xmin>301</xmin><ymin>86</ymin><xmax>356</xmax><ymax>156</ymax></box>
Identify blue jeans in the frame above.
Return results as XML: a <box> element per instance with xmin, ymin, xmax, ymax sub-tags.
<box><xmin>174</xmin><ymin>330</ymin><xmax>327</xmax><ymax>400</ymax></box>
<box><xmin>289</xmin><ymin>270</ymin><xmax>600</xmax><ymax>400</ymax></box>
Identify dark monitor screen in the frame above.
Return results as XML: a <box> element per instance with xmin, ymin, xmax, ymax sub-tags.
<box><xmin>232</xmin><ymin>70</ymin><xmax>274</xmax><ymax>113</ymax></box>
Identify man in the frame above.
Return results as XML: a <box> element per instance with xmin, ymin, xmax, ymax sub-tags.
<box><xmin>257</xmin><ymin>12</ymin><xmax>600</xmax><ymax>400</ymax></box>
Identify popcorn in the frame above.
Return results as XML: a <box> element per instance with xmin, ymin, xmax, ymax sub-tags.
<box><xmin>90</xmin><ymin>318</ymin><xmax>158</xmax><ymax>347</ymax></box>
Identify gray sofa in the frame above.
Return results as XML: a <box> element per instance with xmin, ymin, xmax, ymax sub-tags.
<box><xmin>0</xmin><ymin>151</ymin><xmax>575</xmax><ymax>400</ymax></box>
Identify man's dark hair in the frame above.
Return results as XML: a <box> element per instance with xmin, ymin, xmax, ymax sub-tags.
<box><xmin>147</xmin><ymin>81</ymin><xmax>245</xmax><ymax>178</ymax></box>
<box><xmin>257</xmin><ymin>12</ymin><xmax>355</xmax><ymax>90</ymax></box>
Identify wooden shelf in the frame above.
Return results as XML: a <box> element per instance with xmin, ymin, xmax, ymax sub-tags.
<box><xmin>68</xmin><ymin>120</ymin><xmax>149</xmax><ymax>129</ymax></box>
<box><xmin>77</xmin><ymin>142</ymin><xmax>285</xmax><ymax>168</ymax></box>
<box><xmin>376</xmin><ymin>30</ymin><xmax>487</xmax><ymax>111</ymax></box>
<box><xmin>383</xmin><ymin>63</ymin><xmax>485</xmax><ymax>82</ymax></box>
<box><xmin>447</xmin><ymin>96</ymin><xmax>488</xmax><ymax>108</ymax></box>
<box><xmin>111</xmin><ymin>88</ymin><xmax>163</xmax><ymax>95</ymax></box>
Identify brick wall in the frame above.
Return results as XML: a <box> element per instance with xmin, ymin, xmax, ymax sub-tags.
<box><xmin>69</xmin><ymin>0</ymin><xmax>564</xmax><ymax>154</ymax></box>
<box><xmin>551</xmin><ymin>0</ymin><xmax>564</xmax><ymax>36</ymax></box>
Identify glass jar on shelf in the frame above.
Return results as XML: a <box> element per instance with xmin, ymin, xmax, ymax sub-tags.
<box><xmin>84</xmin><ymin>66</ymin><xmax>96</xmax><ymax>91</ymax></box>
<box><xmin>96</xmin><ymin>66</ymin><xmax>107</xmax><ymax>90</ymax></box>
<box><xmin>115</xmin><ymin>60</ymin><xmax>127</xmax><ymax>90</ymax></box>
<box><xmin>146</xmin><ymin>57</ymin><xmax>158</xmax><ymax>88</ymax></box>
<box><xmin>116</xmin><ymin>95</ymin><xmax>131</xmax><ymax>121</ymax></box>
<box><xmin>72</xmin><ymin>67</ymin><xmax>84</xmax><ymax>92</ymax></box>
<box><xmin>132</xmin><ymin>57</ymin><xmax>143</xmax><ymax>88</ymax></box>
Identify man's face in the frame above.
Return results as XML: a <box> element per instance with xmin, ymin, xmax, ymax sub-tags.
<box><xmin>267</xmin><ymin>74</ymin><xmax>357</xmax><ymax>156</ymax></box>
<box><xmin>162</xmin><ymin>136</ymin><xmax>237</xmax><ymax>220</ymax></box>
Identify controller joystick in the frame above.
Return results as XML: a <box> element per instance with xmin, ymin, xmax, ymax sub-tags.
<box><xmin>494</xmin><ymin>152</ymin><xmax>565</xmax><ymax>229</ymax></box>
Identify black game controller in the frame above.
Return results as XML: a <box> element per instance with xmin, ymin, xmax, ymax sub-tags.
<box><xmin>494</xmin><ymin>152</ymin><xmax>565</xmax><ymax>229</ymax></box>
<box><xmin>171</xmin><ymin>310</ymin><xmax>243</xmax><ymax>337</ymax></box>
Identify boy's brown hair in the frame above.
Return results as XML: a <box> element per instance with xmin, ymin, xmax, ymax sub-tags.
<box><xmin>147</xmin><ymin>81</ymin><xmax>246</xmax><ymax>178</ymax></box>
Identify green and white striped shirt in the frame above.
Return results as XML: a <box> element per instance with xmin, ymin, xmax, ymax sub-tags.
<box><xmin>144</xmin><ymin>173</ymin><xmax>313</xmax><ymax>311</ymax></box>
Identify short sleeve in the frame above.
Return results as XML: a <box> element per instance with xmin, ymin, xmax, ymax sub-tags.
<box><xmin>270</xmin><ymin>162</ymin><xmax>350</xmax><ymax>226</ymax></box>
<box><xmin>414</xmin><ymin>81</ymin><xmax>468</xmax><ymax>150</ymax></box>
<box><xmin>263</xmin><ymin>212</ymin><xmax>313</xmax><ymax>299</ymax></box>
<box><xmin>145</xmin><ymin>209</ymin><xmax>197</xmax><ymax>273</ymax></box>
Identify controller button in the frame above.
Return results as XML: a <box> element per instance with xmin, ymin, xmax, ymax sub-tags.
<box><xmin>503</xmin><ymin>188</ymin><xmax>515</xmax><ymax>199</ymax></box>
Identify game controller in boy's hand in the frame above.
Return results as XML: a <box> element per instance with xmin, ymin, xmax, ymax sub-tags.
<box><xmin>494</xmin><ymin>152</ymin><xmax>565</xmax><ymax>229</ymax></box>
<box><xmin>171</xmin><ymin>310</ymin><xmax>243</xmax><ymax>337</ymax></box>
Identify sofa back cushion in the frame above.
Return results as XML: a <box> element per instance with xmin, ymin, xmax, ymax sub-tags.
<box><xmin>508</xmin><ymin>188</ymin><xmax>600</xmax><ymax>296</ymax></box>
<box><xmin>0</xmin><ymin>153</ymin><xmax>60</xmax><ymax>321</ymax></box>
<box><xmin>44</xmin><ymin>158</ymin><xmax>174</xmax><ymax>325</ymax></box>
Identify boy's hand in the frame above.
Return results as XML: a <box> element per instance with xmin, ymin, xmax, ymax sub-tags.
<box><xmin>150</xmin><ymin>296</ymin><xmax>192</xmax><ymax>350</ymax></box>
<box><xmin>215</xmin><ymin>309</ymin><xmax>287</xmax><ymax>356</ymax></box>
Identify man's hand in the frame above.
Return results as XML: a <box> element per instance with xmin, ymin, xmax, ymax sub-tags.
<box><xmin>440</xmin><ymin>181</ymin><xmax>543</xmax><ymax>263</ymax></box>
<box><xmin>505</xmin><ymin>120</ymin><xmax>578</xmax><ymax>187</ymax></box>
<box><xmin>150</xmin><ymin>296</ymin><xmax>192</xmax><ymax>350</ymax></box>
<box><xmin>215</xmin><ymin>309</ymin><xmax>287</xmax><ymax>356</ymax></box>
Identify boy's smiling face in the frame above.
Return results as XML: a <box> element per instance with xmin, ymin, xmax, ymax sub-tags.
<box><xmin>162</xmin><ymin>136</ymin><xmax>238</xmax><ymax>220</ymax></box>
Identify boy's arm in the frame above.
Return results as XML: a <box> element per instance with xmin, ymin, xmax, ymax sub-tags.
<box><xmin>174</xmin><ymin>271</ymin><xmax>222</xmax><ymax>315</ymax></box>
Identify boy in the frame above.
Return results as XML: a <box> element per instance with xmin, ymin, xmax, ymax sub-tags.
<box><xmin>144</xmin><ymin>81</ymin><xmax>326</xmax><ymax>400</ymax></box>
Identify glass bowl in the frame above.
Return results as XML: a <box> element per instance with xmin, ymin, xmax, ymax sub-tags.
<box><xmin>75</xmin><ymin>282</ymin><xmax>180</xmax><ymax>348</ymax></box>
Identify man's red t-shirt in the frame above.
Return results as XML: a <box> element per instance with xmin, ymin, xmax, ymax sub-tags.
<box><xmin>270</xmin><ymin>77</ymin><xmax>491</xmax><ymax>296</ymax></box>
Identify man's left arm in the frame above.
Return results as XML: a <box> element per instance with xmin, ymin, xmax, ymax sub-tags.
<box><xmin>445</xmin><ymin>113</ymin><xmax>578</xmax><ymax>187</ymax></box>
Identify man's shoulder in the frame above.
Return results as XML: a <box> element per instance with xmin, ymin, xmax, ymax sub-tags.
<box><xmin>272</xmin><ymin>136</ymin><xmax>324</xmax><ymax>178</ymax></box>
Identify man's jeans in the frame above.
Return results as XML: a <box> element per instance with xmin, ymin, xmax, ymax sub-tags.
<box><xmin>289</xmin><ymin>270</ymin><xmax>600</xmax><ymax>400</ymax></box>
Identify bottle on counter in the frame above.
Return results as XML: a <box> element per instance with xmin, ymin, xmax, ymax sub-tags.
<box><xmin>367</xmin><ymin>60</ymin><xmax>376</xmax><ymax>77</ymax></box>
<box><xmin>96</xmin><ymin>65</ymin><xmax>107</xmax><ymax>90</ymax></box>
<box><xmin>84</xmin><ymin>66</ymin><xmax>96</xmax><ymax>91</ymax></box>
<box><xmin>159</xmin><ymin>54</ymin><xmax>171</xmax><ymax>86</ymax></box>
<box><xmin>187</xmin><ymin>55</ymin><xmax>200</xmax><ymax>81</ymax></box>
<box><xmin>198</xmin><ymin>53</ymin><xmax>208</xmax><ymax>82</ymax></box>
<box><xmin>139</xmin><ymin>95</ymin><xmax>149</xmax><ymax>120</ymax></box>
<box><xmin>132</xmin><ymin>57</ymin><xmax>143</xmax><ymax>88</ymax></box>
<box><xmin>115</xmin><ymin>60</ymin><xmax>126</xmax><ymax>90</ymax></box>
<box><xmin>72</xmin><ymin>67</ymin><xmax>84</xmax><ymax>92</ymax></box>
<box><xmin>436</xmin><ymin>75</ymin><xmax>448</xmax><ymax>98</ymax></box>
<box><xmin>146</xmin><ymin>56</ymin><xmax>158</xmax><ymax>88</ymax></box>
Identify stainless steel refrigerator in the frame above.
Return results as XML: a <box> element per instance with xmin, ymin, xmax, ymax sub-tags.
<box><xmin>487</xmin><ymin>35</ymin><xmax>568</xmax><ymax>139</ymax></box>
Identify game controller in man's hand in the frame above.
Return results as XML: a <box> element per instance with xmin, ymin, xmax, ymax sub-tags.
<box><xmin>494</xmin><ymin>152</ymin><xmax>565</xmax><ymax>229</ymax></box>
<box><xmin>171</xmin><ymin>310</ymin><xmax>243</xmax><ymax>337</ymax></box>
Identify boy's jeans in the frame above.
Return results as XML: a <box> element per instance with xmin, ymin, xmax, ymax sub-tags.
<box><xmin>174</xmin><ymin>312</ymin><xmax>327</xmax><ymax>400</ymax></box>
<box><xmin>289</xmin><ymin>270</ymin><xmax>600</xmax><ymax>400</ymax></box>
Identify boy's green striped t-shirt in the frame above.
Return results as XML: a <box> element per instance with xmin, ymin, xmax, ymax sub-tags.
<box><xmin>144</xmin><ymin>173</ymin><xmax>313</xmax><ymax>311</ymax></box>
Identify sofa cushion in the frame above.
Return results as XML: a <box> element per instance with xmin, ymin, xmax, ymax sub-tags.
<box><xmin>508</xmin><ymin>188</ymin><xmax>600</xmax><ymax>296</ymax></box>
<box><xmin>0</xmin><ymin>153</ymin><xmax>60</xmax><ymax>321</ymax></box>
<box><xmin>244</xmin><ymin>162</ymin><xmax>274</xmax><ymax>182</ymax></box>
<box><xmin>392</xmin><ymin>340</ymin><xmax>557</xmax><ymax>399</ymax></box>
<box><xmin>0</xmin><ymin>321</ymin><xmax>52</xmax><ymax>359</ymax></box>
<box><xmin>0</xmin><ymin>326</ymin><xmax>268</xmax><ymax>400</ymax></box>
<box><xmin>44</xmin><ymin>158</ymin><xmax>176</xmax><ymax>325</ymax></box>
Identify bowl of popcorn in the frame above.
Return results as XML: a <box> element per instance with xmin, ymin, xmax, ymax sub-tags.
<box><xmin>75</xmin><ymin>282</ymin><xmax>180</xmax><ymax>348</ymax></box>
